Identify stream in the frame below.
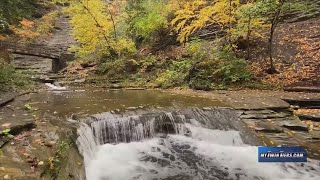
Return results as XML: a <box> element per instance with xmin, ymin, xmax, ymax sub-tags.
<box><xmin>34</xmin><ymin>88</ymin><xmax>319</xmax><ymax>180</ymax></box>
<box><xmin>4</xmin><ymin>88</ymin><xmax>320</xmax><ymax>180</ymax></box>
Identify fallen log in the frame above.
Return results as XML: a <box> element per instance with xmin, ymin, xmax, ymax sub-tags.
<box><xmin>284</xmin><ymin>86</ymin><xmax>320</xmax><ymax>93</ymax></box>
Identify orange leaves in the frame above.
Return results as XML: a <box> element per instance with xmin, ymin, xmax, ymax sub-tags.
<box><xmin>20</xmin><ymin>19</ymin><xmax>34</xmax><ymax>28</ymax></box>
<box><xmin>295</xmin><ymin>109</ymin><xmax>320</xmax><ymax>115</ymax></box>
<box><xmin>11</xmin><ymin>27</ymin><xmax>39</xmax><ymax>41</ymax></box>
<box><xmin>1</xmin><ymin>19</ymin><xmax>36</xmax><ymax>42</ymax></box>
<box><xmin>10</xmin><ymin>18</ymin><xmax>39</xmax><ymax>41</ymax></box>
<box><xmin>0</xmin><ymin>34</ymin><xmax>7</xmax><ymax>41</ymax></box>
<box><xmin>9</xmin><ymin>11</ymin><xmax>58</xmax><ymax>41</ymax></box>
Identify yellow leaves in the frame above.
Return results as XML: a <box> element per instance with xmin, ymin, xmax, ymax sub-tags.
<box><xmin>171</xmin><ymin>0</ymin><xmax>241</xmax><ymax>43</ymax></box>
<box><xmin>48</xmin><ymin>157</ymin><xmax>55</xmax><ymax>170</ymax></box>
<box><xmin>171</xmin><ymin>0</ymin><xmax>209</xmax><ymax>43</ymax></box>
<box><xmin>65</xmin><ymin>0</ymin><xmax>136</xmax><ymax>58</ymax></box>
<box><xmin>66</xmin><ymin>0</ymin><xmax>114</xmax><ymax>56</ymax></box>
<box><xmin>112</xmin><ymin>38</ymin><xmax>137</xmax><ymax>56</ymax></box>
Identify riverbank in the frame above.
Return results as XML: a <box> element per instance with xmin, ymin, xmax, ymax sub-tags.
<box><xmin>0</xmin><ymin>89</ymin><xmax>85</xmax><ymax>179</ymax></box>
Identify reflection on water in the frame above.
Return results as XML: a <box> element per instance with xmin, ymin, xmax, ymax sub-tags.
<box><xmin>29</xmin><ymin>89</ymin><xmax>225</xmax><ymax>117</ymax></box>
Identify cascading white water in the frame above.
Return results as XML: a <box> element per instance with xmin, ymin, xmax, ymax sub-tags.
<box><xmin>77</xmin><ymin>108</ymin><xmax>320</xmax><ymax>180</ymax></box>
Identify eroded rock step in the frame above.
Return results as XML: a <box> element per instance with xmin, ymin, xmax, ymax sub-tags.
<box><xmin>240</xmin><ymin>109</ymin><xmax>308</xmax><ymax>132</ymax></box>
<box><xmin>239</xmin><ymin>108</ymin><xmax>320</xmax><ymax>159</ymax></box>
<box><xmin>283</xmin><ymin>98</ymin><xmax>320</xmax><ymax>109</ymax></box>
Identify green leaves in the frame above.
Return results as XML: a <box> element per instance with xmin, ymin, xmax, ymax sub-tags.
<box><xmin>1</xmin><ymin>128</ymin><xmax>14</xmax><ymax>139</ymax></box>
<box><xmin>0</xmin><ymin>0</ymin><xmax>38</xmax><ymax>24</ymax></box>
<box><xmin>0</xmin><ymin>64</ymin><xmax>32</xmax><ymax>91</ymax></box>
<box><xmin>126</xmin><ymin>0</ymin><xmax>169</xmax><ymax>42</ymax></box>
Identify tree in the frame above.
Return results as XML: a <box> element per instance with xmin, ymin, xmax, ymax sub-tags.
<box><xmin>0</xmin><ymin>0</ymin><xmax>39</xmax><ymax>24</ymax></box>
<box><xmin>64</xmin><ymin>0</ymin><xmax>136</xmax><ymax>58</ymax></box>
<box><xmin>264</xmin><ymin>0</ymin><xmax>285</xmax><ymax>74</ymax></box>
<box><xmin>171</xmin><ymin>0</ymin><xmax>243</xmax><ymax>45</ymax></box>
<box><xmin>235</xmin><ymin>1</ymin><xmax>270</xmax><ymax>60</ymax></box>
<box><xmin>125</xmin><ymin>0</ymin><xmax>170</xmax><ymax>45</ymax></box>
<box><xmin>254</xmin><ymin>0</ymin><xmax>308</xmax><ymax>74</ymax></box>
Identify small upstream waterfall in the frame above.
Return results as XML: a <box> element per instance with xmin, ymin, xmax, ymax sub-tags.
<box><xmin>77</xmin><ymin>108</ymin><xmax>320</xmax><ymax>180</ymax></box>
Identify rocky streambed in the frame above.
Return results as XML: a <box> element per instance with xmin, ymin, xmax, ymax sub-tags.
<box><xmin>0</xmin><ymin>88</ymin><xmax>320</xmax><ymax>179</ymax></box>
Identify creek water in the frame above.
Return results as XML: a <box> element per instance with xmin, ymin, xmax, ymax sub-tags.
<box><xmin>28</xmin><ymin>89</ymin><xmax>320</xmax><ymax>180</ymax></box>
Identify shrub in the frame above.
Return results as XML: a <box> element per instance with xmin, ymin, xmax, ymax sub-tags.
<box><xmin>36</xmin><ymin>11</ymin><xmax>59</xmax><ymax>35</ymax></box>
<box><xmin>186</xmin><ymin>40</ymin><xmax>253</xmax><ymax>89</ymax></box>
<box><xmin>213</xmin><ymin>50</ymin><xmax>252</xmax><ymax>84</ymax></box>
<box><xmin>0</xmin><ymin>64</ymin><xmax>32</xmax><ymax>91</ymax></box>
<box><xmin>97</xmin><ymin>59</ymin><xmax>126</xmax><ymax>78</ymax></box>
<box><xmin>139</xmin><ymin>56</ymin><xmax>158</xmax><ymax>73</ymax></box>
<box><xmin>155</xmin><ymin>59</ymin><xmax>192</xmax><ymax>88</ymax></box>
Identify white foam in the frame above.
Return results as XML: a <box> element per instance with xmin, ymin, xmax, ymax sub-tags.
<box><xmin>85</xmin><ymin>125</ymin><xmax>320</xmax><ymax>180</ymax></box>
<box><xmin>45</xmin><ymin>83</ymin><xmax>67</xmax><ymax>91</ymax></box>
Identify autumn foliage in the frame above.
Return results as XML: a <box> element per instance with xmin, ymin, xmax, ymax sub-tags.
<box><xmin>11</xmin><ymin>19</ymin><xmax>40</xmax><ymax>40</ymax></box>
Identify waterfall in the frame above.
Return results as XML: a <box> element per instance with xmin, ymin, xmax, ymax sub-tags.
<box><xmin>76</xmin><ymin>108</ymin><xmax>320</xmax><ymax>180</ymax></box>
<box><xmin>76</xmin><ymin>108</ymin><xmax>239</xmax><ymax>159</ymax></box>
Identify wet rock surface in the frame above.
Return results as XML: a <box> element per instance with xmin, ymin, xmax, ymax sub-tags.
<box><xmin>170</xmin><ymin>89</ymin><xmax>320</xmax><ymax>159</ymax></box>
<box><xmin>240</xmin><ymin>108</ymin><xmax>320</xmax><ymax>159</ymax></box>
<box><xmin>0</xmin><ymin>93</ymin><xmax>17</xmax><ymax>107</ymax></box>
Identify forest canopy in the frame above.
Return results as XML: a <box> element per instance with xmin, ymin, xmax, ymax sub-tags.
<box><xmin>1</xmin><ymin>0</ymin><xmax>317</xmax><ymax>90</ymax></box>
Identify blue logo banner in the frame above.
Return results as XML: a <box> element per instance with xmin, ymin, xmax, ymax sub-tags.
<box><xmin>258</xmin><ymin>146</ymin><xmax>307</xmax><ymax>162</ymax></box>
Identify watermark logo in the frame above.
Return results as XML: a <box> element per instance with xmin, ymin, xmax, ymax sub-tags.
<box><xmin>258</xmin><ymin>146</ymin><xmax>307</xmax><ymax>162</ymax></box>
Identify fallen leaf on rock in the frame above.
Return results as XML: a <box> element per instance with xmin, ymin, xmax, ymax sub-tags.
<box><xmin>38</xmin><ymin>161</ymin><xmax>44</xmax><ymax>166</ymax></box>
<box><xmin>23</xmin><ymin>153</ymin><xmax>30</xmax><ymax>157</ymax></box>
<box><xmin>24</xmin><ymin>104</ymin><xmax>32</xmax><ymax>110</ymax></box>
<box><xmin>34</xmin><ymin>139</ymin><xmax>42</xmax><ymax>143</ymax></box>
<box><xmin>1</xmin><ymin>123</ymin><xmax>11</xmax><ymax>127</ymax></box>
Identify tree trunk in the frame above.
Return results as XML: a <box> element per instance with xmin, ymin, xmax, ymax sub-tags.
<box><xmin>228</xmin><ymin>0</ymin><xmax>233</xmax><ymax>46</ymax></box>
<box><xmin>79</xmin><ymin>0</ymin><xmax>110</xmax><ymax>46</ymax></box>
<box><xmin>267</xmin><ymin>0</ymin><xmax>284</xmax><ymax>74</ymax></box>
<box><xmin>108</xmin><ymin>8</ymin><xmax>117</xmax><ymax>40</ymax></box>
<box><xmin>246</xmin><ymin>15</ymin><xmax>252</xmax><ymax>60</ymax></box>
<box><xmin>267</xmin><ymin>24</ymin><xmax>277</xmax><ymax>74</ymax></box>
